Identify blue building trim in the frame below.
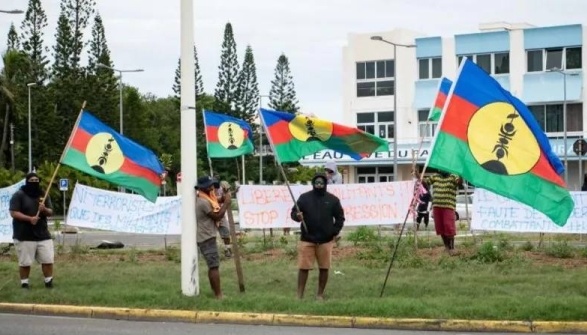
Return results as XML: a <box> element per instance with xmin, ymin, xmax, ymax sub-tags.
<box><xmin>455</xmin><ymin>31</ymin><xmax>509</xmax><ymax>55</ymax></box>
<box><xmin>414</xmin><ymin>79</ymin><xmax>440</xmax><ymax>109</ymax></box>
<box><xmin>416</xmin><ymin>37</ymin><xmax>442</xmax><ymax>58</ymax></box>
<box><xmin>524</xmin><ymin>24</ymin><xmax>583</xmax><ymax>50</ymax></box>
<box><xmin>522</xmin><ymin>72</ymin><xmax>583</xmax><ymax>103</ymax></box>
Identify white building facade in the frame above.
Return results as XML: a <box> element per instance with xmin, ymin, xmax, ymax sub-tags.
<box><xmin>300</xmin><ymin>22</ymin><xmax>587</xmax><ymax>190</ymax></box>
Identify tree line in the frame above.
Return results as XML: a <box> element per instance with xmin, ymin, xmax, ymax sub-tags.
<box><xmin>0</xmin><ymin>0</ymin><xmax>314</xmax><ymax>198</ymax></box>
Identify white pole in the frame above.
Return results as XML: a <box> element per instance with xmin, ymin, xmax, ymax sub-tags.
<box><xmin>242</xmin><ymin>155</ymin><xmax>245</xmax><ymax>184</ymax></box>
<box><xmin>180</xmin><ymin>0</ymin><xmax>198</xmax><ymax>297</ymax></box>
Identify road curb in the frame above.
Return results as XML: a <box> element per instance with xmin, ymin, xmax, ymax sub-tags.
<box><xmin>1</xmin><ymin>302</ymin><xmax>587</xmax><ymax>333</ymax></box>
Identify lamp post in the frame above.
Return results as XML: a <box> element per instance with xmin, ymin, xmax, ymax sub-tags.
<box><xmin>548</xmin><ymin>67</ymin><xmax>580</xmax><ymax>186</ymax></box>
<box><xmin>0</xmin><ymin>9</ymin><xmax>24</xmax><ymax>14</ymax></box>
<box><xmin>27</xmin><ymin>82</ymin><xmax>37</xmax><ymax>172</ymax></box>
<box><xmin>96</xmin><ymin>63</ymin><xmax>144</xmax><ymax>135</ymax></box>
<box><xmin>259</xmin><ymin>95</ymin><xmax>270</xmax><ymax>185</ymax></box>
<box><xmin>370</xmin><ymin>36</ymin><xmax>415</xmax><ymax>181</ymax></box>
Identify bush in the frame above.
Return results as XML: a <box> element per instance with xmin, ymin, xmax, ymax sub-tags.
<box><xmin>347</xmin><ymin>226</ymin><xmax>379</xmax><ymax>246</ymax></box>
<box><xmin>473</xmin><ymin>241</ymin><xmax>504</xmax><ymax>263</ymax></box>
<box><xmin>546</xmin><ymin>240</ymin><xmax>574</xmax><ymax>259</ymax></box>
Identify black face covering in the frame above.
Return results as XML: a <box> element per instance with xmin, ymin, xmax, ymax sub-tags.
<box><xmin>22</xmin><ymin>173</ymin><xmax>42</xmax><ymax>198</ymax></box>
<box><xmin>312</xmin><ymin>177</ymin><xmax>327</xmax><ymax>196</ymax></box>
<box><xmin>439</xmin><ymin>172</ymin><xmax>450</xmax><ymax>178</ymax></box>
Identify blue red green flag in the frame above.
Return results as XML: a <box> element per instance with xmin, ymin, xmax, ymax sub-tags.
<box><xmin>202</xmin><ymin>110</ymin><xmax>254</xmax><ymax>158</ymax></box>
<box><xmin>259</xmin><ymin>108</ymin><xmax>389</xmax><ymax>163</ymax></box>
<box><xmin>427</xmin><ymin>58</ymin><xmax>573</xmax><ymax>226</ymax></box>
<box><xmin>61</xmin><ymin>110</ymin><xmax>165</xmax><ymax>202</ymax></box>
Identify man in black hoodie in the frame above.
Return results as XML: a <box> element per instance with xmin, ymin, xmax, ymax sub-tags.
<box><xmin>291</xmin><ymin>173</ymin><xmax>345</xmax><ymax>300</ymax></box>
<box><xmin>9</xmin><ymin>172</ymin><xmax>54</xmax><ymax>289</ymax></box>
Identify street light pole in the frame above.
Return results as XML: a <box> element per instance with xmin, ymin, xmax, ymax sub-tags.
<box><xmin>548</xmin><ymin>68</ymin><xmax>580</xmax><ymax>187</ymax></box>
<box><xmin>0</xmin><ymin>9</ymin><xmax>24</xmax><ymax>14</ymax></box>
<box><xmin>27</xmin><ymin>82</ymin><xmax>37</xmax><ymax>172</ymax></box>
<box><xmin>259</xmin><ymin>95</ymin><xmax>270</xmax><ymax>185</ymax></box>
<box><xmin>370</xmin><ymin>36</ymin><xmax>415</xmax><ymax>181</ymax></box>
<box><xmin>96</xmin><ymin>63</ymin><xmax>144</xmax><ymax>135</ymax></box>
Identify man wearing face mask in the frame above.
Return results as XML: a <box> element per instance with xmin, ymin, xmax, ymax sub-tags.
<box><xmin>291</xmin><ymin>173</ymin><xmax>345</xmax><ymax>300</ymax></box>
<box><xmin>9</xmin><ymin>172</ymin><xmax>54</xmax><ymax>289</ymax></box>
<box><xmin>414</xmin><ymin>168</ymin><xmax>462</xmax><ymax>256</ymax></box>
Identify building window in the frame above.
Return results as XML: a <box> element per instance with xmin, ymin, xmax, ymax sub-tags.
<box><xmin>458</xmin><ymin>53</ymin><xmax>510</xmax><ymax>75</ymax></box>
<box><xmin>529</xmin><ymin>103</ymin><xmax>583</xmax><ymax>133</ymax></box>
<box><xmin>526</xmin><ymin>47</ymin><xmax>582</xmax><ymax>72</ymax></box>
<box><xmin>417</xmin><ymin>109</ymin><xmax>438</xmax><ymax>138</ymax></box>
<box><xmin>357</xmin><ymin>166</ymin><xmax>394</xmax><ymax>183</ymax></box>
<box><xmin>418</xmin><ymin>57</ymin><xmax>442</xmax><ymax>79</ymax></box>
<box><xmin>357</xmin><ymin>111</ymin><xmax>394</xmax><ymax>140</ymax></box>
<box><xmin>356</xmin><ymin>60</ymin><xmax>395</xmax><ymax>97</ymax></box>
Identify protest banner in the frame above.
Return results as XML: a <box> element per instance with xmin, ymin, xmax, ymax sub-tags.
<box><xmin>236</xmin><ymin>181</ymin><xmax>414</xmax><ymax>229</ymax></box>
<box><xmin>67</xmin><ymin>184</ymin><xmax>181</xmax><ymax>234</ymax></box>
<box><xmin>472</xmin><ymin>189</ymin><xmax>587</xmax><ymax>233</ymax></box>
<box><xmin>0</xmin><ymin>180</ymin><xmax>26</xmax><ymax>243</ymax></box>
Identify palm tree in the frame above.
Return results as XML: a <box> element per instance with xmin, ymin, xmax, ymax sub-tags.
<box><xmin>0</xmin><ymin>50</ymin><xmax>30</xmax><ymax>168</ymax></box>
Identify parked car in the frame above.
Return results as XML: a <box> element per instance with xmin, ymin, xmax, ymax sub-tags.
<box><xmin>429</xmin><ymin>193</ymin><xmax>474</xmax><ymax>221</ymax></box>
<box><xmin>455</xmin><ymin>194</ymin><xmax>474</xmax><ymax>220</ymax></box>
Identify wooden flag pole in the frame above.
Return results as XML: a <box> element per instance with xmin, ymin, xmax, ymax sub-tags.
<box><xmin>207</xmin><ymin>159</ymin><xmax>245</xmax><ymax>292</ymax></box>
<box><xmin>36</xmin><ymin>101</ymin><xmax>86</xmax><ymax>217</ymax></box>
<box><xmin>257</xmin><ymin>109</ymin><xmax>308</xmax><ymax>232</ymax></box>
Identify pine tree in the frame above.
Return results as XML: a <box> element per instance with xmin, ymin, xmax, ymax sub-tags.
<box><xmin>213</xmin><ymin>22</ymin><xmax>239</xmax><ymax>115</ymax></box>
<box><xmin>20</xmin><ymin>0</ymin><xmax>49</xmax><ymax>83</ymax></box>
<box><xmin>51</xmin><ymin>13</ymin><xmax>73</xmax><ymax>82</ymax></box>
<box><xmin>86</xmin><ymin>12</ymin><xmax>118</xmax><ymax>127</ymax></box>
<box><xmin>61</xmin><ymin>0</ymin><xmax>96</xmax><ymax>70</ymax></box>
<box><xmin>269</xmin><ymin>53</ymin><xmax>299</xmax><ymax>113</ymax></box>
<box><xmin>172</xmin><ymin>45</ymin><xmax>204</xmax><ymax>100</ymax></box>
<box><xmin>235</xmin><ymin>45</ymin><xmax>259</xmax><ymax>123</ymax></box>
<box><xmin>6</xmin><ymin>24</ymin><xmax>19</xmax><ymax>50</ymax></box>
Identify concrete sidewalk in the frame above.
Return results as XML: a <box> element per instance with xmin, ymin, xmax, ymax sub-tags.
<box><xmin>0</xmin><ymin>303</ymin><xmax>586</xmax><ymax>333</ymax></box>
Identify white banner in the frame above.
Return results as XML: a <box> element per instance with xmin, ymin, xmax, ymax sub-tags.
<box><xmin>67</xmin><ymin>184</ymin><xmax>181</xmax><ymax>234</ymax></box>
<box><xmin>0</xmin><ymin>180</ymin><xmax>26</xmax><ymax>243</ymax></box>
<box><xmin>236</xmin><ymin>181</ymin><xmax>415</xmax><ymax>229</ymax></box>
<box><xmin>472</xmin><ymin>189</ymin><xmax>587</xmax><ymax>233</ymax></box>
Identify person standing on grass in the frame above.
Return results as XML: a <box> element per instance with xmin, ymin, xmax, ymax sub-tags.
<box><xmin>9</xmin><ymin>172</ymin><xmax>54</xmax><ymax>289</ymax></box>
<box><xmin>414</xmin><ymin>169</ymin><xmax>462</xmax><ymax>256</ymax></box>
<box><xmin>195</xmin><ymin>175</ymin><xmax>232</xmax><ymax>299</ymax></box>
<box><xmin>213</xmin><ymin>176</ymin><xmax>233</xmax><ymax>258</ymax></box>
<box><xmin>291</xmin><ymin>173</ymin><xmax>345</xmax><ymax>300</ymax></box>
<box><xmin>415</xmin><ymin>181</ymin><xmax>432</xmax><ymax>230</ymax></box>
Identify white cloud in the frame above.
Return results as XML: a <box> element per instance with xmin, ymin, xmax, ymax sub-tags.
<box><xmin>1</xmin><ymin>0</ymin><xmax>586</xmax><ymax>123</ymax></box>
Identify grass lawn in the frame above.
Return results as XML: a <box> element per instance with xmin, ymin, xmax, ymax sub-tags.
<box><xmin>1</xmin><ymin>228</ymin><xmax>587</xmax><ymax>321</ymax></box>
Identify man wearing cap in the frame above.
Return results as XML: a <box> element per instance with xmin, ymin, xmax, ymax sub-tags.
<box><xmin>9</xmin><ymin>172</ymin><xmax>54</xmax><ymax>289</ymax></box>
<box><xmin>195</xmin><ymin>175</ymin><xmax>232</xmax><ymax>299</ymax></box>
<box><xmin>291</xmin><ymin>172</ymin><xmax>345</xmax><ymax>300</ymax></box>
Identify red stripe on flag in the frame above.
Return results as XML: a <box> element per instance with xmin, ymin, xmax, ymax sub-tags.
<box><xmin>434</xmin><ymin>92</ymin><xmax>447</xmax><ymax>109</ymax></box>
<box><xmin>439</xmin><ymin>94</ymin><xmax>479</xmax><ymax>142</ymax></box>
<box><xmin>69</xmin><ymin>128</ymin><xmax>92</xmax><ymax>152</ymax></box>
<box><xmin>266</xmin><ymin>120</ymin><xmax>293</xmax><ymax>144</ymax></box>
<box><xmin>120</xmin><ymin>158</ymin><xmax>161</xmax><ymax>186</ymax></box>
<box><xmin>206</xmin><ymin>126</ymin><xmax>219</xmax><ymax>142</ymax></box>
<box><xmin>530</xmin><ymin>153</ymin><xmax>566</xmax><ymax>188</ymax></box>
<box><xmin>331</xmin><ymin>123</ymin><xmax>361</xmax><ymax>137</ymax></box>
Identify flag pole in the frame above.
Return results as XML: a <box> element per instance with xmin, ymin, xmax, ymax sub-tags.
<box><xmin>258</xmin><ymin>109</ymin><xmax>308</xmax><ymax>232</ymax></box>
<box><xmin>36</xmin><ymin>101</ymin><xmax>86</xmax><ymax>217</ymax></box>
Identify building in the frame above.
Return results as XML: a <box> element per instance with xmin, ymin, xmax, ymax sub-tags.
<box><xmin>300</xmin><ymin>22</ymin><xmax>587</xmax><ymax>190</ymax></box>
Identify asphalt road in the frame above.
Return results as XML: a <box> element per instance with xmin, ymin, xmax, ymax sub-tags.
<box><xmin>0</xmin><ymin>314</ymin><xmax>569</xmax><ymax>335</ymax></box>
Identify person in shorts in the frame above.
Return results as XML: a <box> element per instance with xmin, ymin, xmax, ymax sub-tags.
<box><xmin>9</xmin><ymin>172</ymin><xmax>54</xmax><ymax>289</ymax></box>
<box><xmin>195</xmin><ymin>175</ymin><xmax>232</xmax><ymax>299</ymax></box>
<box><xmin>291</xmin><ymin>173</ymin><xmax>345</xmax><ymax>300</ymax></box>
<box><xmin>213</xmin><ymin>177</ymin><xmax>233</xmax><ymax>258</ymax></box>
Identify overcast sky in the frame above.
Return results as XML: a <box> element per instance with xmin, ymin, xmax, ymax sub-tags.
<box><xmin>1</xmin><ymin>0</ymin><xmax>586</xmax><ymax>123</ymax></box>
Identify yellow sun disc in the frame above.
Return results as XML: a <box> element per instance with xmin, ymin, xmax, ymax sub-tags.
<box><xmin>85</xmin><ymin>132</ymin><xmax>124</xmax><ymax>174</ymax></box>
<box><xmin>467</xmin><ymin>102</ymin><xmax>540</xmax><ymax>176</ymax></box>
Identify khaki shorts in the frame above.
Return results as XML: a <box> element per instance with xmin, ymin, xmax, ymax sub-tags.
<box><xmin>13</xmin><ymin>239</ymin><xmax>54</xmax><ymax>267</ymax></box>
<box><xmin>297</xmin><ymin>241</ymin><xmax>334</xmax><ymax>270</ymax></box>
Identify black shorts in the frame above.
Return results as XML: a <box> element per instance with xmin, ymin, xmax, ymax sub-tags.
<box><xmin>197</xmin><ymin>238</ymin><xmax>220</xmax><ymax>269</ymax></box>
